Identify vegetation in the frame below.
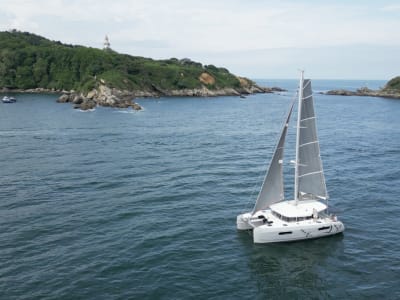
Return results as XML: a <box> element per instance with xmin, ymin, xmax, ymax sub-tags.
<box><xmin>383</xmin><ymin>76</ymin><xmax>400</xmax><ymax>92</ymax></box>
<box><xmin>0</xmin><ymin>30</ymin><xmax>244</xmax><ymax>93</ymax></box>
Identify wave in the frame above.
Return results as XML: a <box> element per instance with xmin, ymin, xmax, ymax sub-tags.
<box><xmin>77</xmin><ymin>108</ymin><xmax>96</xmax><ymax>112</ymax></box>
<box><xmin>114</xmin><ymin>109</ymin><xmax>144</xmax><ymax>114</ymax></box>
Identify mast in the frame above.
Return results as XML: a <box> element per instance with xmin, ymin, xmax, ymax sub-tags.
<box><xmin>294</xmin><ymin>70</ymin><xmax>304</xmax><ymax>205</ymax></box>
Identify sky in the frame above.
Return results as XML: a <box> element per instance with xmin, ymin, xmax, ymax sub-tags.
<box><xmin>1</xmin><ymin>0</ymin><xmax>400</xmax><ymax>80</ymax></box>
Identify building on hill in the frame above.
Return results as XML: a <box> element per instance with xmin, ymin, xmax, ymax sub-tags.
<box><xmin>103</xmin><ymin>35</ymin><xmax>110</xmax><ymax>50</ymax></box>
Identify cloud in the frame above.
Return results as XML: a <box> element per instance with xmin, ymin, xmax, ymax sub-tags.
<box><xmin>381</xmin><ymin>4</ymin><xmax>400</xmax><ymax>12</ymax></box>
<box><xmin>2</xmin><ymin>0</ymin><xmax>400</xmax><ymax>50</ymax></box>
<box><xmin>199</xmin><ymin>44</ymin><xmax>400</xmax><ymax>80</ymax></box>
<box><xmin>1</xmin><ymin>0</ymin><xmax>399</xmax><ymax>78</ymax></box>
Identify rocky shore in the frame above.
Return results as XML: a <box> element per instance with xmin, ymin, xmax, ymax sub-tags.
<box><xmin>2</xmin><ymin>81</ymin><xmax>286</xmax><ymax>111</ymax></box>
<box><xmin>57</xmin><ymin>84</ymin><xmax>142</xmax><ymax>110</ymax></box>
<box><xmin>323</xmin><ymin>87</ymin><xmax>400</xmax><ymax>99</ymax></box>
<box><xmin>0</xmin><ymin>85</ymin><xmax>143</xmax><ymax>110</ymax></box>
<box><xmin>55</xmin><ymin>80</ymin><xmax>283</xmax><ymax>110</ymax></box>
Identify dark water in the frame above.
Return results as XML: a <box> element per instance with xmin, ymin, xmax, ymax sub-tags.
<box><xmin>1</xmin><ymin>80</ymin><xmax>399</xmax><ymax>299</ymax></box>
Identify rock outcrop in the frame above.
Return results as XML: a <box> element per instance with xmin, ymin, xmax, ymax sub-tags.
<box><xmin>57</xmin><ymin>84</ymin><xmax>142</xmax><ymax>111</ymax></box>
<box><xmin>323</xmin><ymin>87</ymin><xmax>400</xmax><ymax>99</ymax></box>
<box><xmin>199</xmin><ymin>72</ymin><xmax>216</xmax><ymax>85</ymax></box>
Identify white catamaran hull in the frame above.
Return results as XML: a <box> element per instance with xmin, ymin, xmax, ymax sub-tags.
<box><xmin>253</xmin><ymin>219</ymin><xmax>344</xmax><ymax>244</ymax></box>
<box><xmin>237</xmin><ymin>210</ymin><xmax>344</xmax><ymax>244</ymax></box>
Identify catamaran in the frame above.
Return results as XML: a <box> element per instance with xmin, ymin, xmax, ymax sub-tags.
<box><xmin>2</xmin><ymin>96</ymin><xmax>16</xmax><ymax>103</ymax></box>
<box><xmin>237</xmin><ymin>72</ymin><xmax>344</xmax><ymax>243</ymax></box>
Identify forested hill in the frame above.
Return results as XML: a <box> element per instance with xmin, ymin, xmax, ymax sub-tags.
<box><xmin>0</xmin><ymin>30</ymin><xmax>261</xmax><ymax>95</ymax></box>
<box><xmin>383</xmin><ymin>76</ymin><xmax>400</xmax><ymax>92</ymax></box>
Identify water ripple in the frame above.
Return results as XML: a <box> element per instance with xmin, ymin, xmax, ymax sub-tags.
<box><xmin>1</xmin><ymin>85</ymin><xmax>400</xmax><ymax>299</ymax></box>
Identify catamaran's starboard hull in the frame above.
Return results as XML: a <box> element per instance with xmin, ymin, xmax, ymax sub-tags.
<box><xmin>253</xmin><ymin>220</ymin><xmax>344</xmax><ymax>244</ymax></box>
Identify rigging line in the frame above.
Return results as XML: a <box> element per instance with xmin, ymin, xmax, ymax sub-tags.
<box><xmin>299</xmin><ymin>140</ymin><xmax>319</xmax><ymax>148</ymax></box>
<box><xmin>303</xmin><ymin>79</ymin><xmax>311</xmax><ymax>89</ymax></box>
<box><xmin>298</xmin><ymin>170</ymin><xmax>323</xmax><ymax>178</ymax></box>
<box><xmin>301</xmin><ymin>116</ymin><xmax>316</xmax><ymax>122</ymax></box>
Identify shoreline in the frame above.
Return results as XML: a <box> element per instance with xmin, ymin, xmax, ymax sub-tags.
<box><xmin>1</xmin><ymin>85</ymin><xmax>287</xmax><ymax>110</ymax></box>
<box><xmin>1</xmin><ymin>85</ymin><xmax>284</xmax><ymax>97</ymax></box>
<box><xmin>322</xmin><ymin>87</ymin><xmax>400</xmax><ymax>99</ymax></box>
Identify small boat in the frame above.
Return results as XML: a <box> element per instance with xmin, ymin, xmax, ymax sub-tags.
<box><xmin>2</xmin><ymin>96</ymin><xmax>16</xmax><ymax>103</ymax></box>
<box><xmin>237</xmin><ymin>71</ymin><xmax>344</xmax><ymax>243</ymax></box>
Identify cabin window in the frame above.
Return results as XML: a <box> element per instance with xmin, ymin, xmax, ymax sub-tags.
<box><xmin>297</xmin><ymin>216</ymin><xmax>313</xmax><ymax>221</ymax></box>
<box><xmin>279</xmin><ymin>231</ymin><xmax>292</xmax><ymax>235</ymax></box>
<box><xmin>272</xmin><ymin>211</ymin><xmax>282</xmax><ymax>219</ymax></box>
<box><xmin>272</xmin><ymin>210</ymin><xmax>313</xmax><ymax>223</ymax></box>
<box><xmin>318</xmin><ymin>226</ymin><xmax>331</xmax><ymax>231</ymax></box>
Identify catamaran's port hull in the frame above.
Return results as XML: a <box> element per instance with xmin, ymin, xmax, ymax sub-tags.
<box><xmin>236</xmin><ymin>213</ymin><xmax>253</xmax><ymax>230</ymax></box>
<box><xmin>253</xmin><ymin>221</ymin><xmax>344</xmax><ymax>243</ymax></box>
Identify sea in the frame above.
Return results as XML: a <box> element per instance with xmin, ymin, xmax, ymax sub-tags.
<box><xmin>1</xmin><ymin>79</ymin><xmax>399</xmax><ymax>299</ymax></box>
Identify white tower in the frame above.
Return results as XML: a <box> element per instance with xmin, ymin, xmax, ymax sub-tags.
<box><xmin>103</xmin><ymin>35</ymin><xmax>110</xmax><ymax>50</ymax></box>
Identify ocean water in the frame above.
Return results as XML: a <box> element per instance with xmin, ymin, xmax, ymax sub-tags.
<box><xmin>1</xmin><ymin>79</ymin><xmax>399</xmax><ymax>299</ymax></box>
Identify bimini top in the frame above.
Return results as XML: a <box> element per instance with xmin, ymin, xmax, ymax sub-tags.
<box><xmin>270</xmin><ymin>200</ymin><xmax>327</xmax><ymax>218</ymax></box>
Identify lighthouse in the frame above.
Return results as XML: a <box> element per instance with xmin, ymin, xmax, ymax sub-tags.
<box><xmin>103</xmin><ymin>35</ymin><xmax>111</xmax><ymax>50</ymax></box>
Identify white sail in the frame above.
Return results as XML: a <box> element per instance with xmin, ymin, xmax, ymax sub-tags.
<box><xmin>296</xmin><ymin>79</ymin><xmax>328</xmax><ymax>200</ymax></box>
<box><xmin>252</xmin><ymin>100</ymin><xmax>295</xmax><ymax>214</ymax></box>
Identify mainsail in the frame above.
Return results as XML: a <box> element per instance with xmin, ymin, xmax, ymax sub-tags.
<box><xmin>296</xmin><ymin>79</ymin><xmax>328</xmax><ymax>200</ymax></box>
<box><xmin>252</xmin><ymin>100</ymin><xmax>295</xmax><ymax>214</ymax></box>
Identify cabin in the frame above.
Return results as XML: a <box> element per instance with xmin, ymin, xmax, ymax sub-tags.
<box><xmin>269</xmin><ymin>200</ymin><xmax>327</xmax><ymax>223</ymax></box>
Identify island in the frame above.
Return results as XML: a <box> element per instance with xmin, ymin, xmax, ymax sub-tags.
<box><xmin>0</xmin><ymin>30</ymin><xmax>273</xmax><ymax>110</ymax></box>
<box><xmin>323</xmin><ymin>76</ymin><xmax>400</xmax><ymax>99</ymax></box>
